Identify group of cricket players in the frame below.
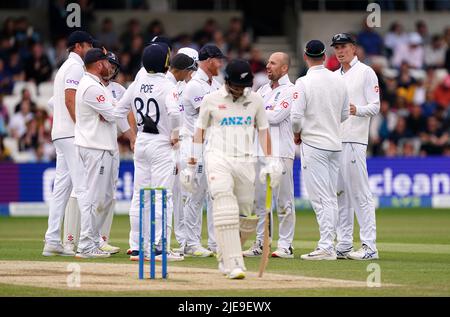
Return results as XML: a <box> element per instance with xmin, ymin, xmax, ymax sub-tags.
<box><xmin>42</xmin><ymin>29</ymin><xmax>379</xmax><ymax>280</ymax></box>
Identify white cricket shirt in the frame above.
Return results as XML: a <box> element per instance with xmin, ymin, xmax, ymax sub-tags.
<box><xmin>51</xmin><ymin>52</ymin><xmax>85</xmax><ymax>141</ymax></box>
<box><xmin>336</xmin><ymin>56</ymin><xmax>380</xmax><ymax>144</ymax></box>
<box><xmin>292</xmin><ymin>65</ymin><xmax>349</xmax><ymax>152</ymax></box>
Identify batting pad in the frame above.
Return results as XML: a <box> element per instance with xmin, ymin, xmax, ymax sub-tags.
<box><xmin>213</xmin><ymin>193</ymin><xmax>246</xmax><ymax>273</ymax></box>
<box><xmin>239</xmin><ymin>215</ymin><xmax>259</xmax><ymax>246</ymax></box>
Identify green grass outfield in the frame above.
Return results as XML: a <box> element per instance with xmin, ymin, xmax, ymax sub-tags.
<box><xmin>0</xmin><ymin>208</ymin><xmax>450</xmax><ymax>296</ymax></box>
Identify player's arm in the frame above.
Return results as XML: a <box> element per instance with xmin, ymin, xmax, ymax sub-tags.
<box><xmin>341</xmin><ymin>86</ymin><xmax>350</xmax><ymax>123</ymax></box>
<box><xmin>352</xmin><ymin>68</ymin><xmax>380</xmax><ymax>117</ymax></box>
<box><xmin>255</xmin><ymin>97</ymin><xmax>272</xmax><ymax>156</ymax></box>
<box><xmin>265</xmin><ymin>87</ymin><xmax>294</xmax><ymax>125</ymax></box>
<box><xmin>188</xmin><ymin>96</ymin><xmax>210</xmax><ymax>164</ymax></box>
<box><xmin>165</xmin><ymin>87</ymin><xmax>182</xmax><ymax>146</ymax></box>
<box><xmin>183</xmin><ymin>82</ymin><xmax>203</xmax><ymax>114</ymax></box>
<box><xmin>64</xmin><ymin>64</ymin><xmax>84</xmax><ymax>123</ymax></box>
<box><xmin>291</xmin><ymin>80</ymin><xmax>307</xmax><ymax>144</ymax></box>
<box><xmin>113</xmin><ymin>81</ymin><xmax>135</xmax><ymax>118</ymax></box>
<box><xmin>83</xmin><ymin>86</ymin><xmax>117</xmax><ymax>122</ymax></box>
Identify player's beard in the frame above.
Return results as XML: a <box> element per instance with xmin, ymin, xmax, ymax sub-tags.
<box><xmin>100</xmin><ymin>63</ymin><xmax>110</xmax><ymax>78</ymax></box>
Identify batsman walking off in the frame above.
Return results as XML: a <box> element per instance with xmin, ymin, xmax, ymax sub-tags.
<box><xmin>182</xmin><ymin>59</ymin><xmax>282</xmax><ymax>279</ymax></box>
<box><xmin>331</xmin><ymin>33</ymin><xmax>380</xmax><ymax>260</ymax></box>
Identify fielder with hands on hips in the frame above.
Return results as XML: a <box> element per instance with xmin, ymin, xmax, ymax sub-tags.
<box><xmin>331</xmin><ymin>33</ymin><xmax>380</xmax><ymax>260</ymax></box>
<box><xmin>291</xmin><ymin>40</ymin><xmax>349</xmax><ymax>261</ymax></box>
<box><xmin>180</xmin><ymin>59</ymin><xmax>283</xmax><ymax>279</ymax></box>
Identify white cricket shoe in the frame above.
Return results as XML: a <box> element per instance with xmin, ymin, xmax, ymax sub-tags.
<box><xmin>146</xmin><ymin>250</ymin><xmax>185</xmax><ymax>262</ymax></box>
<box><xmin>184</xmin><ymin>245</ymin><xmax>213</xmax><ymax>257</ymax></box>
<box><xmin>172</xmin><ymin>246</ymin><xmax>185</xmax><ymax>256</ymax></box>
<box><xmin>218</xmin><ymin>261</ymin><xmax>230</xmax><ymax>276</ymax></box>
<box><xmin>63</xmin><ymin>242</ymin><xmax>76</xmax><ymax>254</ymax></box>
<box><xmin>42</xmin><ymin>242</ymin><xmax>75</xmax><ymax>257</ymax></box>
<box><xmin>228</xmin><ymin>267</ymin><xmax>246</xmax><ymax>280</ymax></box>
<box><xmin>300</xmin><ymin>248</ymin><xmax>337</xmax><ymax>261</ymax></box>
<box><xmin>336</xmin><ymin>247</ymin><xmax>353</xmax><ymax>259</ymax></box>
<box><xmin>75</xmin><ymin>248</ymin><xmax>111</xmax><ymax>259</ymax></box>
<box><xmin>100</xmin><ymin>243</ymin><xmax>120</xmax><ymax>254</ymax></box>
<box><xmin>242</xmin><ymin>241</ymin><xmax>263</xmax><ymax>257</ymax></box>
<box><xmin>271</xmin><ymin>246</ymin><xmax>294</xmax><ymax>259</ymax></box>
<box><xmin>347</xmin><ymin>244</ymin><xmax>379</xmax><ymax>260</ymax></box>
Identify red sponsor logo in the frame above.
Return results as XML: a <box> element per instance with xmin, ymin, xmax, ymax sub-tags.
<box><xmin>374</xmin><ymin>85</ymin><xmax>379</xmax><ymax>93</ymax></box>
<box><xmin>280</xmin><ymin>100</ymin><xmax>289</xmax><ymax>108</ymax></box>
<box><xmin>218</xmin><ymin>104</ymin><xmax>227</xmax><ymax>110</ymax></box>
<box><xmin>173</xmin><ymin>92</ymin><xmax>178</xmax><ymax>100</ymax></box>
<box><xmin>293</xmin><ymin>92</ymin><xmax>298</xmax><ymax>99</ymax></box>
<box><xmin>96</xmin><ymin>95</ymin><xmax>105</xmax><ymax>102</ymax></box>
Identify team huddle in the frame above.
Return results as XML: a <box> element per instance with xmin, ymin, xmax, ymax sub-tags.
<box><xmin>42</xmin><ymin>30</ymin><xmax>380</xmax><ymax>280</ymax></box>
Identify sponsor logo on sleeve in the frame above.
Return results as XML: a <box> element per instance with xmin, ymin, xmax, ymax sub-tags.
<box><xmin>374</xmin><ymin>85</ymin><xmax>379</xmax><ymax>93</ymax></box>
<box><xmin>193</xmin><ymin>96</ymin><xmax>204</xmax><ymax>103</ymax></box>
<box><xmin>96</xmin><ymin>95</ymin><xmax>105</xmax><ymax>103</ymax></box>
<box><xmin>66</xmin><ymin>79</ymin><xmax>79</xmax><ymax>85</ymax></box>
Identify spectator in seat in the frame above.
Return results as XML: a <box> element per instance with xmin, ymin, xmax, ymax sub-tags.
<box><xmin>433</xmin><ymin>75</ymin><xmax>450</xmax><ymax>109</ymax></box>
<box><xmin>406</xmin><ymin>105</ymin><xmax>426</xmax><ymax>136</ymax></box>
<box><xmin>384</xmin><ymin>22</ymin><xmax>409</xmax><ymax>58</ymax></box>
<box><xmin>389</xmin><ymin>117</ymin><xmax>413</xmax><ymax>146</ymax></box>
<box><xmin>392</xmin><ymin>32</ymin><xmax>424</xmax><ymax>69</ymax></box>
<box><xmin>96</xmin><ymin>18</ymin><xmax>118</xmax><ymax>51</ymax></box>
<box><xmin>24</xmin><ymin>42</ymin><xmax>52</xmax><ymax>85</ymax></box>
<box><xmin>370</xmin><ymin>99</ymin><xmax>398</xmax><ymax>156</ymax></box>
<box><xmin>0</xmin><ymin>59</ymin><xmax>13</xmax><ymax>94</ymax></box>
<box><xmin>424</xmin><ymin>34</ymin><xmax>447</xmax><ymax>68</ymax></box>
<box><xmin>357</xmin><ymin>20</ymin><xmax>383</xmax><ymax>56</ymax></box>
<box><xmin>9</xmin><ymin>99</ymin><xmax>32</xmax><ymax>139</ymax></box>
<box><xmin>420</xmin><ymin>116</ymin><xmax>449</xmax><ymax>155</ymax></box>
<box><xmin>421</xmin><ymin>89</ymin><xmax>438</xmax><ymax>118</ymax></box>
<box><xmin>0</xmin><ymin>94</ymin><xmax>10</xmax><ymax>136</ymax></box>
<box><xmin>0</xmin><ymin>135</ymin><xmax>12</xmax><ymax>161</ymax></box>
<box><xmin>14</xmin><ymin>88</ymin><xmax>36</xmax><ymax>113</ymax></box>
<box><xmin>7</xmin><ymin>50</ymin><xmax>25</xmax><ymax>82</ymax></box>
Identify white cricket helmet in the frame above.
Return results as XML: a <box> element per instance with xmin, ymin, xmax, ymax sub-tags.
<box><xmin>178</xmin><ymin>47</ymin><xmax>199</xmax><ymax>62</ymax></box>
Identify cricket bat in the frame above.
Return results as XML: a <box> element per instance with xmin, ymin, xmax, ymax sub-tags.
<box><xmin>258</xmin><ymin>174</ymin><xmax>272</xmax><ymax>278</ymax></box>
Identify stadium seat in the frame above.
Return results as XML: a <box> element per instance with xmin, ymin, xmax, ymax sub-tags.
<box><xmin>12</xmin><ymin>81</ymin><xmax>38</xmax><ymax>100</ymax></box>
<box><xmin>38</xmin><ymin>82</ymin><xmax>53</xmax><ymax>98</ymax></box>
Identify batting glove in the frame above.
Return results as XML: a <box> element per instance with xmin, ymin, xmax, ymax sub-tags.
<box><xmin>259</xmin><ymin>157</ymin><xmax>283</xmax><ymax>188</ymax></box>
<box><xmin>180</xmin><ymin>163</ymin><xmax>196</xmax><ymax>193</ymax></box>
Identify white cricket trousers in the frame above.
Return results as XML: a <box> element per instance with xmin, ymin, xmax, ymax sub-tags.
<box><xmin>336</xmin><ymin>143</ymin><xmax>377</xmax><ymax>252</ymax></box>
<box><xmin>300</xmin><ymin>143</ymin><xmax>340</xmax><ymax>253</ymax></box>
<box><xmin>76</xmin><ymin>146</ymin><xmax>115</xmax><ymax>253</ymax></box>
<box><xmin>254</xmin><ymin>157</ymin><xmax>296</xmax><ymax>249</ymax></box>
<box><xmin>45</xmin><ymin>137</ymin><xmax>82</xmax><ymax>245</ymax></box>
<box><xmin>128</xmin><ymin>134</ymin><xmax>175</xmax><ymax>255</ymax></box>
<box><xmin>205</xmin><ymin>152</ymin><xmax>255</xmax><ymax>272</ymax></box>
<box><xmin>182</xmin><ymin>137</ymin><xmax>216</xmax><ymax>250</ymax></box>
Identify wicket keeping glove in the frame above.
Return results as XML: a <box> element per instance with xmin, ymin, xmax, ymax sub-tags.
<box><xmin>180</xmin><ymin>163</ymin><xmax>196</xmax><ymax>193</ymax></box>
<box><xmin>259</xmin><ymin>157</ymin><xmax>283</xmax><ymax>188</ymax></box>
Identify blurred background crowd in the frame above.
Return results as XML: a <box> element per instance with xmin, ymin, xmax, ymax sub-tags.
<box><xmin>0</xmin><ymin>0</ymin><xmax>449</xmax><ymax>162</ymax></box>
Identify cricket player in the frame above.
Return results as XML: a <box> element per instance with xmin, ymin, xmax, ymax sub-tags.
<box><xmin>114</xmin><ymin>44</ymin><xmax>183</xmax><ymax>262</ymax></box>
<box><xmin>43</xmin><ymin>31</ymin><xmax>93</xmax><ymax>256</ymax></box>
<box><xmin>97</xmin><ymin>50</ymin><xmax>136</xmax><ymax>254</ymax></box>
<box><xmin>167</xmin><ymin>51</ymin><xmax>199</xmax><ymax>253</ymax></box>
<box><xmin>291</xmin><ymin>40</ymin><xmax>349</xmax><ymax>261</ymax></box>
<box><xmin>243</xmin><ymin>52</ymin><xmax>296</xmax><ymax>259</ymax></box>
<box><xmin>180</xmin><ymin>44</ymin><xmax>225</xmax><ymax>257</ymax></box>
<box><xmin>181</xmin><ymin>59</ymin><xmax>282</xmax><ymax>279</ymax></box>
<box><xmin>74</xmin><ymin>48</ymin><xmax>121</xmax><ymax>258</ymax></box>
<box><xmin>331</xmin><ymin>33</ymin><xmax>380</xmax><ymax>260</ymax></box>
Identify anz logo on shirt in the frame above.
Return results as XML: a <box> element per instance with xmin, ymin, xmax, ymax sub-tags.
<box><xmin>220</xmin><ymin>116</ymin><xmax>252</xmax><ymax>126</ymax></box>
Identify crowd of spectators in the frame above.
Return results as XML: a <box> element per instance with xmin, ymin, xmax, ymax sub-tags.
<box><xmin>0</xmin><ymin>11</ymin><xmax>449</xmax><ymax>162</ymax></box>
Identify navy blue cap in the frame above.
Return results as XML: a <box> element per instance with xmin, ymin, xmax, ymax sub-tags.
<box><xmin>198</xmin><ymin>44</ymin><xmax>225</xmax><ymax>61</ymax></box>
<box><xmin>224</xmin><ymin>58</ymin><xmax>253</xmax><ymax>87</ymax></box>
<box><xmin>330</xmin><ymin>33</ymin><xmax>355</xmax><ymax>47</ymax></box>
<box><xmin>67</xmin><ymin>30</ymin><xmax>93</xmax><ymax>47</ymax></box>
<box><xmin>83</xmin><ymin>48</ymin><xmax>108</xmax><ymax>65</ymax></box>
<box><xmin>304</xmin><ymin>40</ymin><xmax>326</xmax><ymax>57</ymax></box>
<box><xmin>142</xmin><ymin>44</ymin><xmax>170</xmax><ymax>73</ymax></box>
<box><xmin>92</xmin><ymin>39</ymin><xmax>103</xmax><ymax>49</ymax></box>
<box><xmin>149</xmin><ymin>36</ymin><xmax>173</xmax><ymax>50</ymax></box>
<box><xmin>171</xmin><ymin>53</ymin><xmax>197</xmax><ymax>71</ymax></box>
